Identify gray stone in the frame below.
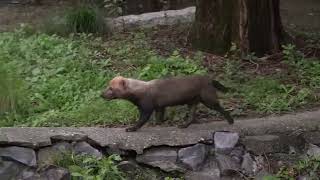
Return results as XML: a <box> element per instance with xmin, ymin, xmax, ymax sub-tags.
<box><xmin>242</xmin><ymin>135</ymin><xmax>286</xmax><ymax>155</ymax></box>
<box><xmin>297</xmin><ymin>176</ymin><xmax>311</xmax><ymax>180</ymax></box>
<box><xmin>214</xmin><ymin>132</ymin><xmax>239</xmax><ymax>151</ymax></box>
<box><xmin>303</xmin><ymin>131</ymin><xmax>320</xmax><ymax>145</ymax></box>
<box><xmin>17</xmin><ymin>168</ymin><xmax>39</xmax><ymax>180</ymax></box>
<box><xmin>178</xmin><ymin>144</ymin><xmax>207</xmax><ymax>171</ymax></box>
<box><xmin>38</xmin><ymin>142</ymin><xmax>73</xmax><ymax>165</ymax></box>
<box><xmin>0</xmin><ymin>128</ymin><xmax>52</xmax><ymax>148</ymax></box>
<box><xmin>215</xmin><ymin>154</ymin><xmax>240</xmax><ymax>176</ymax></box>
<box><xmin>306</xmin><ymin>144</ymin><xmax>320</xmax><ymax>157</ymax></box>
<box><xmin>185</xmin><ymin>157</ymin><xmax>221</xmax><ymax>180</ymax></box>
<box><xmin>0</xmin><ymin>158</ymin><xmax>26</xmax><ymax>180</ymax></box>
<box><xmin>118</xmin><ymin>161</ymin><xmax>139</xmax><ymax>172</ymax></box>
<box><xmin>241</xmin><ymin>153</ymin><xmax>256</xmax><ymax>176</ymax></box>
<box><xmin>73</xmin><ymin>141</ymin><xmax>102</xmax><ymax>159</ymax></box>
<box><xmin>39</xmin><ymin>165</ymin><xmax>70</xmax><ymax>180</ymax></box>
<box><xmin>107</xmin><ymin>7</ymin><xmax>195</xmax><ymax>31</ymax></box>
<box><xmin>230</xmin><ymin>146</ymin><xmax>245</xmax><ymax>164</ymax></box>
<box><xmin>0</xmin><ymin>146</ymin><xmax>36</xmax><ymax>167</ymax></box>
<box><xmin>136</xmin><ymin>147</ymin><xmax>183</xmax><ymax>172</ymax></box>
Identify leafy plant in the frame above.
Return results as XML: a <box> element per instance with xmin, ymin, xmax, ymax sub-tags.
<box><xmin>273</xmin><ymin>156</ymin><xmax>320</xmax><ymax>180</ymax></box>
<box><xmin>54</xmin><ymin>153</ymin><xmax>125</xmax><ymax>180</ymax></box>
<box><xmin>282</xmin><ymin>44</ymin><xmax>320</xmax><ymax>89</ymax></box>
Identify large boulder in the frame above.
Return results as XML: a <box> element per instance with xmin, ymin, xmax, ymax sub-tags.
<box><xmin>0</xmin><ymin>146</ymin><xmax>37</xmax><ymax>167</ymax></box>
<box><xmin>38</xmin><ymin>142</ymin><xmax>72</xmax><ymax>165</ymax></box>
<box><xmin>136</xmin><ymin>147</ymin><xmax>183</xmax><ymax>172</ymax></box>
<box><xmin>39</xmin><ymin>165</ymin><xmax>71</xmax><ymax>180</ymax></box>
<box><xmin>306</xmin><ymin>144</ymin><xmax>320</xmax><ymax>157</ymax></box>
<box><xmin>73</xmin><ymin>141</ymin><xmax>102</xmax><ymax>159</ymax></box>
<box><xmin>178</xmin><ymin>144</ymin><xmax>208</xmax><ymax>171</ymax></box>
<box><xmin>214</xmin><ymin>132</ymin><xmax>239</xmax><ymax>152</ymax></box>
<box><xmin>185</xmin><ymin>157</ymin><xmax>220</xmax><ymax>180</ymax></box>
<box><xmin>215</xmin><ymin>153</ymin><xmax>240</xmax><ymax>176</ymax></box>
<box><xmin>303</xmin><ymin>131</ymin><xmax>320</xmax><ymax>145</ymax></box>
<box><xmin>0</xmin><ymin>158</ymin><xmax>26</xmax><ymax>180</ymax></box>
<box><xmin>241</xmin><ymin>153</ymin><xmax>257</xmax><ymax>176</ymax></box>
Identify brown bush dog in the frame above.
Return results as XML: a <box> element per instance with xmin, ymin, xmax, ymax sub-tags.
<box><xmin>101</xmin><ymin>75</ymin><xmax>234</xmax><ymax>132</ymax></box>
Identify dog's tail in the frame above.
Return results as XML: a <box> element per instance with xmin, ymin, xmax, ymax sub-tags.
<box><xmin>211</xmin><ymin>80</ymin><xmax>229</xmax><ymax>93</ymax></box>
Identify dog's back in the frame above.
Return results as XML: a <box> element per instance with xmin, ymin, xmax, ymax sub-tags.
<box><xmin>148</xmin><ymin>75</ymin><xmax>211</xmax><ymax>107</ymax></box>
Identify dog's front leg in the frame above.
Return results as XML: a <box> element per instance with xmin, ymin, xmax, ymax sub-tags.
<box><xmin>126</xmin><ymin>107</ymin><xmax>153</xmax><ymax>132</ymax></box>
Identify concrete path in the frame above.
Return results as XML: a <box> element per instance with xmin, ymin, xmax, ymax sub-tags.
<box><xmin>0</xmin><ymin>109</ymin><xmax>319</xmax><ymax>154</ymax></box>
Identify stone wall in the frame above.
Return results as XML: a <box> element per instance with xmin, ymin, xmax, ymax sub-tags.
<box><xmin>1</xmin><ymin>128</ymin><xmax>320</xmax><ymax>179</ymax></box>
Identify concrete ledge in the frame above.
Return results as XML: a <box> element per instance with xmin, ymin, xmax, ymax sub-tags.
<box><xmin>1</xmin><ymin>109</ymin><xmax>320</xmax><ymax>154</ymax></box>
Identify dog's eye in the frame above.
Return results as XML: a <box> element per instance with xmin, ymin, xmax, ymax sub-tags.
<box><xmin>109</xmin><ymin>87</ymin><xmax>113</xmax><ymax>91</ymax></box>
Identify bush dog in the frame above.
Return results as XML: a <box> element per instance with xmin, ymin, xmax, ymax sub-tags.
<box><xmin>101</xmin><ymin>75</ymin><xmax>234</xmax><ymax>132</ymax></box>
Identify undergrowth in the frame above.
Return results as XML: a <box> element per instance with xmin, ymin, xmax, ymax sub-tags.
<box><xmin>221</xmin><ymin>43</ymin><xmax>319</xmax><ymax>114</ymax></box>
<box><xmin>54</xmin><ymin>153</ymin><xmax>125</xmax><ymax>180</ymax></box>
<box><xmin>0</xmin><ymin>26</ymin><xmax>319</xmax><ymax>127</ymax></box>
<box><xmin>264</xmin><ymin>156</ymin><xmax>320</xmax><ymax>180</ymax></box>
<box><xmin>54</xmin><ymin>152</ymin><xmax>182</xmax><ymax>180</ymax></box>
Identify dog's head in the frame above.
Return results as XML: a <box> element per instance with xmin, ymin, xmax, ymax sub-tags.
<box><xmin>101</xmin><ymin>76</ymin><xmax>128</xmax><ymax>100</ymax></box>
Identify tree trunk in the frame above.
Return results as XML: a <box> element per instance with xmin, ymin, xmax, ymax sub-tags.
<box><xmin>191</xmin><ymin>0</ymin><xmax>284</xmax><ymax>56</ymax></box>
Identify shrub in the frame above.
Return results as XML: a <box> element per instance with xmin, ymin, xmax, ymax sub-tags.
<box><xmin>40</xmin><ymin>4</ymin><xmax>108</xmax><ymax>36</ymax></box>
<box><xmin>66</xmin><ymin>5</ymin><xmax>107</xmax><ymax>34</ymax></box>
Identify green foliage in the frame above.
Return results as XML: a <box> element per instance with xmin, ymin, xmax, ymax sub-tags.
<box><xmin>271</xmin><ymin>156</ymin><xmax>320</xmax><ymax>180</ymax></box>
<box><xmin>0</xmin><ymin>30</ymin><xmax>120</xmax><ymax>126</ymax></box>
<box><xmin>138</xmin><ymin>51</ymin><xmax>206</xmax><ymax>80</ymax></box>
<box><xmin>240</xmin><ymin>78</ymin><xmax>312</xmax><ymax>113</ymax></box>
<box><xmin>66</xmin><ymin>5</ymin><xmax>107</xmax><ymax>34</ymax></box>
<box><xmin>283</xmin><ymin>44</ymin><xmax>320</xmax><ymax>89</ymax></box>
<box><xmin>0</xmin><ymin>30</ymin><xmax>207</xmax><ymax>127</ymax></box>
<box><xmin>54</xmin><ymin>153</ymin><xmax>125</xmax><ymax>180</ymax></box>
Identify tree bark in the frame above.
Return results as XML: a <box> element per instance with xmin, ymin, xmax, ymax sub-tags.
<box><xmin>191</xmin><ymin>0</ymin><xmax>284</xmax><ymax>56</ymax></box>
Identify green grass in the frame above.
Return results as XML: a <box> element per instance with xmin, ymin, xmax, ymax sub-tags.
<box><xmin>0</xmin><ymin>29</ymin><xmax>205</xmax><ymax>127</ymax></box>
<box><xmin>0</xmin><ymin>27</ymin><xmax>319</xmax><ymax>127</ymax></box>
<box><xmin>220</xmin><ymin>43</ymin><xmax>319</xmax><ymax>114</ymax></box>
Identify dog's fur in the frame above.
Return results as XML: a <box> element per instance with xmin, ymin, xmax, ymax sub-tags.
<box><xmin>101</xmin><ymin>75</ymin><xmax>234</xmax><ymax>132</ymax></box>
